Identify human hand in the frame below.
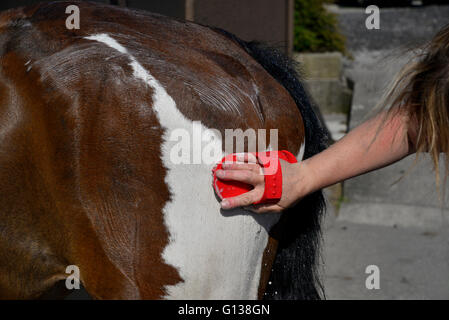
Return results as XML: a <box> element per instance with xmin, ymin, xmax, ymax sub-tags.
<box><xmin>214</xmin><ymin>153</ymin><xmax>305</xmax><ymax>213</ymax></box>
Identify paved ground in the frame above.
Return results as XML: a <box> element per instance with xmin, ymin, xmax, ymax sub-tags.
<box><xmin>322</xmin><ymin>5</ymin><xmax>449</xmax><ymax>299</ymax></box>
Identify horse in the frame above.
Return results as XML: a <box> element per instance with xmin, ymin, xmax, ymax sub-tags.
<box><xmin>0</xmin><ymin>1</ymin><xmax>329</xmax><ymax>299</ymax></box>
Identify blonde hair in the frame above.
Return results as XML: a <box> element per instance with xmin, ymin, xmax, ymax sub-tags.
<box><xmin>381</xmin><ymin>23</ymin><xmax>449</xmax><ymax>187</ymax></box>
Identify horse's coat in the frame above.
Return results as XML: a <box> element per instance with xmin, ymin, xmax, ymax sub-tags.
<box><xmin>83</xmin><ymin>32</ymin><xmax>288</xmax><ymax>299</ymax></box>
<box><xmin>0</xmin><ymin>1</ymin><xmax>327</xmax><ymax>299</ymax></box>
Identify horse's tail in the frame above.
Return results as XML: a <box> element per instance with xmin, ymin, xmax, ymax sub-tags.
<box><xmin>212</xmin><ymin>28</ymin><xmax>331</xmax><ymax>300</ymax></box>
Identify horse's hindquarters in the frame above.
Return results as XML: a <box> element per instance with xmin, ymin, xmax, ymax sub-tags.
<box><xmin>0</xmin><ymin>2</ymin><xmax>312</xmax><ymax>299</ymax></box>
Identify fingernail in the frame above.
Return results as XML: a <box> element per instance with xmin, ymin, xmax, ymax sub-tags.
<box><xmin>221</xmin><ymin>199</ymin><xmax>230</xmax><ymax>209</ymax></box>
<box><xmin>216</xmin><ymin>170</ymin><xmax>225</xmax><ymax>178</ymax></box>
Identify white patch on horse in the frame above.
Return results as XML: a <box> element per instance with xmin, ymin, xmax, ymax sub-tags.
<box><xmin>84</xmin><ymin>34</ymin><xmax>300</xmax><ymax>299</ymax></box>
<box><xmin>85</xmin><ymin>34</ymin><xmax>128</xmax><ymax>54</ymax></box>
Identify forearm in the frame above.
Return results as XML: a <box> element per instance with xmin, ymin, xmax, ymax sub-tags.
<box><xmin>216</xmin><ymin>109</ymin><xmax>416</xmax><ymax>212</ymax></box>
<box><xmin>295</xmin><ymin>110</ymin><xmax>415</xmax><ymax>196</ymax></box>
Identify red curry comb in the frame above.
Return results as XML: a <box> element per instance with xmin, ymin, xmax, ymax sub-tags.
<box><xmin>212</xmin><ymin>150</ymin><xmax>298</xmax><ymax>205</ymax></box>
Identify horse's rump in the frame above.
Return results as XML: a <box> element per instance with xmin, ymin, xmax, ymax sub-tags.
<box><xmin>0</xmin><ymin>1</ymin><xmax>328</xmax><ymax>299</ymax></box>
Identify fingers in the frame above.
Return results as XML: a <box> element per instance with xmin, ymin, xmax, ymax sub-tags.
<box><xmin>215</xmin><ymin>169</ymin><xmax>264</xmax><ymax>185</ymax></box>
<box><xmin>216</xmin><ymin>152</ymin><xmax>284</xmax><ymax>213</ymax></box>
<box><xmin>221</xmin><ymin>162</ymin><xmax>263</xmax><ymax>174</ymax></box>
<box><xmin>216</xmin><ymin>153</ymin><xmax>263</xmax><ymax>184</ymax></box>
<box><xmin>220</xmin><ymin>189</ymin><xmax>262</xmax><ymax>209</ymax></box>
<box><xmin>235</xmin><ymin>152</ymin><xmax>258</xmax><ymax>163</ymax></box>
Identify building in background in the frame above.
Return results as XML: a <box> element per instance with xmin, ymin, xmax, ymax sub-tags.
<box><xmin>0</xmin><ymin>0</ymin><xmax>294</xmax><ymax>55</ymax></box>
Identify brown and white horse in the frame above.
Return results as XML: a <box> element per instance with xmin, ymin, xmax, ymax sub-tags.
<box><xmin>0</xmin><ymin>2</ymin><xmax>328</xmax><ymax>299</ymax></box>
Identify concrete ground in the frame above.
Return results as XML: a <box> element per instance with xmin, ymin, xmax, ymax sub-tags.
<box><xmin>322</xmin><ymin>4</ymin><xmax>449</xmax><ymax>299</ymax></box>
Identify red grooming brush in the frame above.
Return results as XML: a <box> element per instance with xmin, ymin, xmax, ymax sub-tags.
<box><xmin>212</xmin><ymin>150</ymin><xmax>297</xmax><ymax>205</ymax></box>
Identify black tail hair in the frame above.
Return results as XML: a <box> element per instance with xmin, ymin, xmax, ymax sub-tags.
<box><xmin>213</xmin><ymin>28</ymin><xmax>330</xmax><ymax>300</ymax></box>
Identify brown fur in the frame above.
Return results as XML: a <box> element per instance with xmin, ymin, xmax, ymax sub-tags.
<box><xmin>0</xmin><ymin>2</ymin><xmax>305</xmax><ymax>299</ymax></box>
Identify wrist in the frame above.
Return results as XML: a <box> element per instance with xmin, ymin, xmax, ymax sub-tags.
<box><xmin>292</xmin><ymin>159</ymin><xmax>316</xmax><ymax>199</ymax></box>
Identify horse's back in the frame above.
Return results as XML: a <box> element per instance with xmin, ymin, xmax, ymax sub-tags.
<box><xmin>0</xmin><ymin>2</ymin><xmax>306</xmax><ymax>299</ymax></box>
